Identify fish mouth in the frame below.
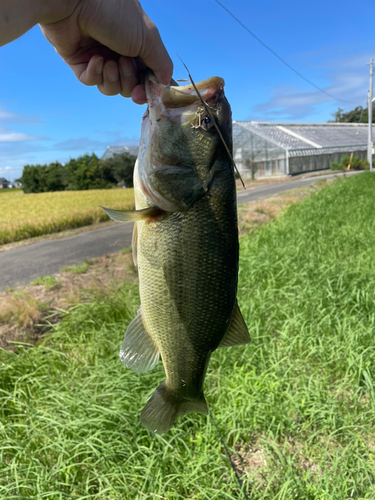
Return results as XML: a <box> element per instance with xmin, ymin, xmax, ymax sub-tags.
<box><xmin>145</xmin><ymin>73</ymin><xmax>225</xmax><ymax>111</ymax></box>
<box><xmin>161</xmin><ymin>76</ymin><xmax>224</xmax><ymax>108</ymax></box>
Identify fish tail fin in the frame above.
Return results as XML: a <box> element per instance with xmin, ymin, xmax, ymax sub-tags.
<box><xmin>140</xmin><ymin>382</ymin><xmax>208</xmax><ymax>434</ymax></box>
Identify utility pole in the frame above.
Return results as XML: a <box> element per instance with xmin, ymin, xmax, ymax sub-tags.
<box><xmin>367</xmin><ymin>59</ymin><xmax>373</xmax><ymax>171</ymax></box>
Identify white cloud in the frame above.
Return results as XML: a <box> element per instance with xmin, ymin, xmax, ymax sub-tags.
<box><xmin>0</xmin><ymin>128</ymin><xmax>44</xmax><ymax>142</ymax></box>
<box><xmin>53</xmin><ymin>138</ymin><xmax>109</xmax><ymax>151</ymax></box>
<box><xmin>0</xmin><ymin>109</ymin><xmax>14</xmax><ymax>120</ymax></box>
<box><xmin>53</xmin><ymin>135</ymin><xmax>140</xmax><ymax>152</ymax></box>
<box><xmin>0</xmin><ymin>166</ymin><xmax>13</xmax><ymax>178</ymax></box>
<box><xmin>0</xmin><ymin>106</ymin><xmax>49</xmax><ymax>180</ymax></box>
<box><xmin>250</xmin><ymin>50</ymin><xmax>372</xmax><ymax>120</ymax></box>
<box><xmin>0</xmin><ymin>105</ymin><xmax>43</xmax><ymax>125</ymax></box>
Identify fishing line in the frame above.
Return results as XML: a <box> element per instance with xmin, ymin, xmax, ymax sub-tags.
<box><xmin>176</xmin><ymin>54</ymin><xmax>246</xmax><ymax>189</ymax></box>
<box><xmin>212</xmin><ymin>0</ymin><xmax>355</xmax><ymax>104</ymax></box>
<box><xmin>209</xmin><ymin>409</ymin><xmax>250</xmax><ymax>500</ymax></box>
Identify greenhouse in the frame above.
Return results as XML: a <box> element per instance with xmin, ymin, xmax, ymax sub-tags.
<box><xmin>101</xmin><ymin>145</ymin><xmax>139</xmax><ymax>160</ymax></box>
<box><xmin>233</xmin><ymin>121</ymin><xmax>374</xmax><ymax>177</ymax></box>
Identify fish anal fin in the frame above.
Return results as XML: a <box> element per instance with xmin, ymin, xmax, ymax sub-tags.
<box><xmin>132</xmin><ymin>222</ymin><xmax>138</xmax><ymax>267</ymax></box>
<box><xmin>218</xmin><ymin>300</ymin><xmax>250</xmax><ymax>348</ymax></box>
<box><xmin>100</xmin><ymin>205</ymin><xmax>163</xmax><ymax>222</ymax></box>
<box><xmin>140</xmin><ymin>382</ymin><xmax>208</xmax><ymax>434</ymax></box>
<box><xmin>119</xmin><ymin>308</ymin><xmax>160</xmax><ymax>373</ymax></box>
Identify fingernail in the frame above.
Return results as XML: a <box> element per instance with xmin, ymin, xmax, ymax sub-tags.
<box><xmin>104</xmin><ymin>63</ymin><xmax>119</xmax><ymax>82</ymax></box>
<box><xmin>120</xmin><ymin>58</ymin><xmax>137</xmax><ymax>80</ymax></box>
<box><xmin>95</xmin><ymin>57</ymin><xmax>103</xmax><ymax>75</ymax></box>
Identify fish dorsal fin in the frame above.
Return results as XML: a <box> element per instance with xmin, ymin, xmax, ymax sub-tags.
<box><xmin>120</xmin><ymin>308</ymin><xmax>160</xmax><ymax>373</ymax></box>
<box><xmin>132</xmin><ymin>222</ymin><xmax>138</xmax><ymax>267</ymax></box>
<box><xmin>100</xmin><ymin>205</ymin><xmax>162</xmax><ymax>222</ymax></box>
<box><xmin>218</xmin><ymin>300</ymin><xmax>250</xmax><ymax>348</ymax></box>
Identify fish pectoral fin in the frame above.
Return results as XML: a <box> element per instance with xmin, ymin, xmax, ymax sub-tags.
<box><xmin>218</xmin><ymin>300</ymin><xmax>251</xmax><ymax>348</ymax></box>
<box><xmin>100</xmin><ymin>205</ymin><xmax>161</xmax><ymax>222</ymax></box>
<box><xmin>131</xmin><ymin>222</ymin><xmax>138</xmax><ymax>267</ymax></box>
<box><xmin>149</xmin><ymin>167</ymin><xmax>206</xmax><ymax>211</ymax></box>
<box><xmin>119</xmin><ymin>309</ymin><xmax>160</xmax><ymax>373</ymax></box>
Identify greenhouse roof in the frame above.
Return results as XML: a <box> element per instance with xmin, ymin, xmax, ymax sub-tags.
<box><xmin>101</xmin><ymin>145</ymin><xmax>139</xmax><ymax>160</ymax></box>
<box><xmin>234</xmin><ymin>122</ymin><xmax>374</xmax><ymax>152</ymax></box>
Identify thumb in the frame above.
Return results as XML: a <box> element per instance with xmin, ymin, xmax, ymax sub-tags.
<box><xmin>138</xmin><ymin>17</ymin><xmax>173</xmax><ymax>85</ymax></box>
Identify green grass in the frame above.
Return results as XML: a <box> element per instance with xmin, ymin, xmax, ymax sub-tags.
<box><xmin>0</xmin><ymin>188</ymin><xmax>22</xmax><ymax>194</ymax></box>
<box><xmin>61</xmin><ymin>261</ymin><xmax>90</xmax><ymax>274</ymax></box>
<box><xmin>31</xmin><ymin>275</ymin><xmax>62</xmax><ymax>289</ymax></box>
<box><xmin>1</xmin><ymin>173</ymin><xmax>375</xmax><ymax>498</ymax></box>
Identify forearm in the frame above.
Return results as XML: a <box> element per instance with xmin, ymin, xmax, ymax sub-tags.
<box><xmin>0</xmin><ymin>0</ymin><xmax>77</xmax><ymax>47</ymax></box>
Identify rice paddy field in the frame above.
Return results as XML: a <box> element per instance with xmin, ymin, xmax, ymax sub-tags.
<box><xmin>1</xmin><ymin>173</ymin><xmax>375</xmax><ymax>499</ymax></box>
<box><xmin>0</xmin><ymin>189</ymin><xmax>135</xmax><ymax>245</ymax></box>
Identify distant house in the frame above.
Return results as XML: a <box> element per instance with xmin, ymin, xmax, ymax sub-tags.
<box><xmin>101</xmin><ymin>145</ymin><xmax>139</xmax><ymax>161</ymax></box>
<box><xmin>0</xmin><ymin>178</ymin><xmax>10</xmax><ymax>189</ymax></box>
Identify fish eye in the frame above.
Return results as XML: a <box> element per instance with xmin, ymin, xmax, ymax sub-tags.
<box><xmin>202</xmin><ymin>115</ymin><xmax>214</xmax><ymax>130</ymax></box>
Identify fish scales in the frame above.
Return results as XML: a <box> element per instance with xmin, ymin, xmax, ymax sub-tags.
<box><xmin>135</xmin><ymin>161</ymin><xmax>238</xmax><ymax>400</ymax></box>
<box><xmin>101</xmin><ymin>73</ymin><xmax>250</xmax><ymax>433</ymax></box>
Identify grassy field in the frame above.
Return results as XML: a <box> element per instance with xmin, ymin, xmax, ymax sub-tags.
<box><xmin>0</xmin><ymin>188</ymin><xmax>22</xmax><ymax>194</ymax></box>
<box><xmin>1</xmin><ymin>173</ymin><xmax>375</xmax><ymax>499</ymax></box>
<box><xmin>0</xmin><ymin>189</ymin><xmax>135</xmax><ymax>245</ymax></box>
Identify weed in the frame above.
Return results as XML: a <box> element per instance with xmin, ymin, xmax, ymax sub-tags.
<box><xmin>61</xmin><ymin>261</ymin><xmax>90</xmax><ymax>274</ymax></box>
<box><xmin>254</xmin><ymin>206</ymin><xmax>267</xmax><ymax>215</ymax></box>
<box><xmin>0</xmin><ymin>293</ymin><xmax>46</xmax><ymax>328</ymax></box>
<box><xmin>120</xmin><ymin>246</ymin><xmax>132</xmax><ymax>254</ymax></box>
<box><xmin>31</xmin><ymin>275</ymin><xmax>62</xmax><ymax>289</ymax></box>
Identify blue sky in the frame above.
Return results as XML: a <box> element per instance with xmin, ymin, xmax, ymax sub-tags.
<box><xmin>1</xmin><ymin>0</ymin><xmax>374</xmax><ymax>181</ymax></box>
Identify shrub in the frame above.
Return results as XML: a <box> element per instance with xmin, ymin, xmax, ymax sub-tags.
<box><xmin>330</xmin><ymin>155</ymin><xmax>369</xmax><ymax>171</ymax></box>
<box><xmin>340</xmin><ymin>155</ymin><xmax>351</xmax><ymax>168</ymax></box>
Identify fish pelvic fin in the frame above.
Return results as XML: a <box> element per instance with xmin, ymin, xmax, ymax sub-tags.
<box><xmin>100</xmin><ymin>205</ymin><xmax>164</xmax><ymax>222</ymax></box>
<box><xmin>218</xmin><ymin>300</ymin><xmax>251</xmax><ymax>348</ymax></box>
<box><xmin>120</xmin><ymin>308</ymin><xmax>160</xmax><ymax>373</ymax></box>
<box><xmin>140</xmin><ymin>382</ymin><xmax>208</xmax><ymax>434</ymax></box>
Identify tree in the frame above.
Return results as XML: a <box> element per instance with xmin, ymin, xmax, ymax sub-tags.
<box><xmin>17</xmin><ymin>151</ymin><xmax>137</xmax><ymax>193</ymax></box>
<box><xmin>328</xmin><ymin>105</ymin><xmax>374</xmax><ymax>123</ymax></box>
<box><xmin>331</xmin><ymin>108</ymin><xmax>344</xmax><ymax>122</ymax></box>
<box><xmin>17</xmin><ymin>165</ymin><xmax>43</xmax><ymax>193</ymax></box>
<box><xmin>65</xmin><ymin>153</ymin><xmax>114</xmax><ymax>190</ymax></box>
<box><xmin>45</xmin><ymin>162</ymin><xmax>66</xmax><ymax>191</ymax></box>
<box><xmin>100</xmin><ymin>153</ymin><xmax>137</xmax><ymax>187</ymax></box>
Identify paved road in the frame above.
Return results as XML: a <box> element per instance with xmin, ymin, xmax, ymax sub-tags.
<box><xmin>236</xmin><ymin>170</ymin><xmax>359</xmax><ymax>204</ymax></box>
<box><xmin>0</xmin><ymin>171</ymin><xmax>361</xmax><ymax>292</ymax></box>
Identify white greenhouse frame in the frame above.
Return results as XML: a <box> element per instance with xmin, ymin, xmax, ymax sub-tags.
<box><xmin>233</xmin><ymin>122</ymin><xmax>373</xmax><ymax>177</ymax></box>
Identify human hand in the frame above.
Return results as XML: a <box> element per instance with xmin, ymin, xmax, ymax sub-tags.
<box><xmin>39</xmin><ymin>0</ymin><xmax>173</xmax><ymax>103</ymax></box>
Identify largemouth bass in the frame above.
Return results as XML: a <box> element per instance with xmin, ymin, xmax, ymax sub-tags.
<box><xmin>101</xmin><ymin>73</ymin><xmax>250</xmax><ymax>434</ymax></box>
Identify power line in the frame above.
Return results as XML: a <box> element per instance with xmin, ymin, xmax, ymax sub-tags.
<box><xmin>213</xmin><ymin>0</ymin><xmax>355</xmax><ymax>104</ymax></box>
